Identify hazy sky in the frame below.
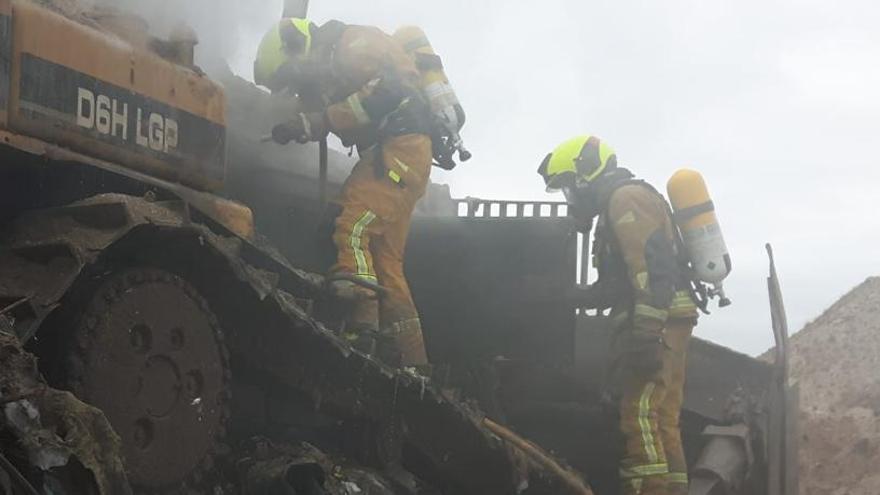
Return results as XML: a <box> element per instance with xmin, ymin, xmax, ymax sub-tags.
<box><xmin>127</xmin><ymin>0</ymin><xmax>880</xmax><ymax>356</ymax></box>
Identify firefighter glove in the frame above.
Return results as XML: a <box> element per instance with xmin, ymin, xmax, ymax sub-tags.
<box><xmin>271</xmin><ymin>112</ymin><xmax>329</xmax><ymax>145</ymax></box>
<box><xmin>621</xmin><ymin>327</ymin><xmax>666</xmax><ymax>375</ymax></box>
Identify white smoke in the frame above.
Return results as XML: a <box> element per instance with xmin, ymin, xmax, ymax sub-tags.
<box><xmin>99</xmin><ymin>0</ymin><xmax>282</xmax><ymax>76</ymax></box>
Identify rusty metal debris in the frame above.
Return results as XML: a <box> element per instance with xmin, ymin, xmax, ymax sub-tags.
<box><xmin>0</xmin><ymin>450</ymin><xmax>40</xmax><ymax>495</ymax></box>
<box><xmin>0</xmin><ymin>332</ymin><xmax>131</xmax><ymax>494</ymax></box>
<box><xmin>483</xmin><ymin>418</ymin><xmax>594</xmax><ymax>495</ymax></box>
<box><xmin>237</xmin><ymin>438</ymin><xmax>399</xmax><ymax>495</ymax></box>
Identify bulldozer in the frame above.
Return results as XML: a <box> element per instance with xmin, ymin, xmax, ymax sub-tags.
<box><xmin>0</xmin><ymin>1</ymin><xmax>798</xmax><ymax>494</ymax></box>
<box><xmin>0</xmin><ymin>2</ymin><xmax>569</xmax><ymax>494</ymax></box>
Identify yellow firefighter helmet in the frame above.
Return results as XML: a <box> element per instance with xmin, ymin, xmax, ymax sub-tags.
<box><xmin>538</xmin><ymin>135</ymin><xmax>617</xmax><ymax>191</ymax></box>
<box><xmin>254</xmin><ymin>18</ymin><xmax>314</xmax><ymax>89</ymax></box>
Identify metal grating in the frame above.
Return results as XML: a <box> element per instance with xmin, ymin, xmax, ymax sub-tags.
<box><xmin>455</xmin><ymin>198</ymin><xmax>569</xmax><ymax>219</ymax></box>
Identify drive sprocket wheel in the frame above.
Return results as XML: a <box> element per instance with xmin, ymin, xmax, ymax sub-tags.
<box><xmin>63</xmin><ymin>267</ymin><xmax>231</xmax><ymax>494</ymax></box>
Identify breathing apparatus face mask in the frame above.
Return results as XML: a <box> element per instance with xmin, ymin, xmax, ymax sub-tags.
<box><xmin>538</xmin><ymin>154</ymin><xmax>601</xmax><ymax>222</ymax></box>
<box><xmin>563</xmin><ymin>183</ymin><xmax>601</xmax><ymax>221</ymax></box>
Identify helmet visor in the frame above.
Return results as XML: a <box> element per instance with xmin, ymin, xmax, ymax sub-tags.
<box><xmin>544</xmin><ymin>170</ymin><xmax>576</xmax><ymax>193</ymax></box>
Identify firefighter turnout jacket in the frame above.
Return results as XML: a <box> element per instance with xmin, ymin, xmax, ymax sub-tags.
<box><xmin>311</xmin><ymin>22</ymin><xmax>430</xmax><ymax>149</ymax></box>
<box><xmin>594</xmin><ymin>181</ymin><xmax>699</xmax><ymax>330</ymax></box>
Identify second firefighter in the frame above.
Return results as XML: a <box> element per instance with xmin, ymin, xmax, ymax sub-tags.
<box><xmin>539</xmin><ymin>135</ymin><xmax>700</xmax><ymax>495</ymax></box>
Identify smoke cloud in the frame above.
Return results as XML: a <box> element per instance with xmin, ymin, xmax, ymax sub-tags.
<box><xmin>98</xmin><ymin>0</ymin><xmax>282</xmax><ymax>74</ymax></box>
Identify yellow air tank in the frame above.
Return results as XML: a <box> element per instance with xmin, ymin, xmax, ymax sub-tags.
<box><xmin>393</xmin><ymin>26</ymin><xmax>463</xmax><ymax>127</ymax></box>
<box><xmin>394</xmin><ymin>26</ymin><xmax>470</xmax><ymax>167</ymax></box>
<box><xmin>667</xmin><ymin>169</ymin><xmax>732</xmax><ymax>306</ymax></box>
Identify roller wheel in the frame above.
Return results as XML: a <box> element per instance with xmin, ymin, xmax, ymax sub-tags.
<box><xmin>62</xmin><ymin>267</ymin><xmax>231</xmax><ymax>494</ymax></box>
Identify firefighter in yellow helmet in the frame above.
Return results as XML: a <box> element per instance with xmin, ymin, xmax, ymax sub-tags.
<box><xmin>254</xmin><ymin>18</ymin><xmax>433</xmax><ymax>369</ymax></box>
<box><xmin>538</xmin><ymin>136</ymin><xmax>699</xmax><ymax>495</ymax></box>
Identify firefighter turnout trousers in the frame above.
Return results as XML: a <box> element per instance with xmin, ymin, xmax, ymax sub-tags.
<box><xmin>619</xmin><ymin>318</ymin><xmax>695</xmax><ymax>495</ymax></box>
<box><xmin>330</xmin><ymin>134</ymin><xmax>432</xmax><ymax>366</ymax></box>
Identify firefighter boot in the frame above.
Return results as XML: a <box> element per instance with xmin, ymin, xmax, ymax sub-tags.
<box><xmin>328</xmin><ymin>278</ymin><xmax>380</xmax><ymax>302</ymax></box>
<box><xmin>385</xmin><ymin>317</ymin><xmax>429</xmax><ymax>368</ymax></box>
<box><xmin>331</xmin><ymin>279</ymin><xmax>381</xmax><ymax>356</ymax></box>
<box><xmin>341</xmin><ymin>326</ymin><xmax>379</xmax><ymax>356</ymax></box>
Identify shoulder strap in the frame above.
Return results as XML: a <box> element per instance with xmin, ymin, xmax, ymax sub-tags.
<box><xmin>603</xmin><ymin>178</ymin><xmax>712</xmax><ymax>314</ymax></box>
